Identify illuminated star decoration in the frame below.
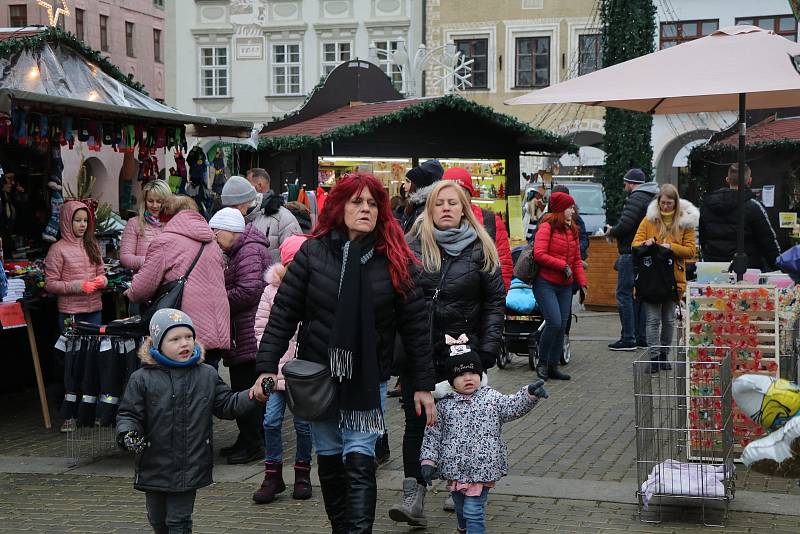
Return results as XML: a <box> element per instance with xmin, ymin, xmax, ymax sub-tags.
<box><xmin>37</xmin><ymin>0</ymin><xmax>70</xmax><ymax>27</ymax></box>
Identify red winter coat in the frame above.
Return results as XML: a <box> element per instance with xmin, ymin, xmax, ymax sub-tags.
<box><xmin>126</xmin><ymin>210</ymin><xmax>230</xmax><ymax>350</ymax></box>
<box><xmin>45</xmin><ymin>201</ymin><xmax>107</xmax><ymax>314</ymax></box>
<box><xmin>533</xmin><ymin>221</ymin><xmax>587</xmax><ymax>287</ymax></box>
<box><xmin>470</xmin><ymin>205</ymin><xmax>513</xmax><ymax>289</ymax></box>
<box><xmin>120</xmin><ymin>216</ymin><xmax>163</xmax><ymax>271</ymax></box>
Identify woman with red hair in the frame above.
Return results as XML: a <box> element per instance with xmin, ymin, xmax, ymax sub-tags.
<box><xmin>250</xmin><ymin>173</ymin><xmax>435</xmax><ymax>532</ymax></box>
<box><xmin>533</xmin><ymin>192</ymin><xmax>587</xmax><ymax>381</ymax></box>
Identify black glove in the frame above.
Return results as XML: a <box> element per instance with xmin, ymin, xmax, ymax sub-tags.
<box><xmin>563</xmin><ymin>264</ymin><xmax>573</xmax><ymax>279</ymax></box>
<box><xmin>421</xmin><ymin>464</ymin><xmax>437</xmax><ymax>486</ymax></box>
<box><xmin>117</xmin><ymin>430</ymin><xmax>148</xmax><ymax>453</ymax></box>
<box><xmin>527</xmin><ymin>380</ymin><xmax>548</xmax><ymax>399</ymax></box>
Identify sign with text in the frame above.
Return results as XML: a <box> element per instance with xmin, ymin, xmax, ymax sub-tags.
<box><xmin>236</xmin><ymin>38</ymin><xmax>264</xmax><ymax>60</ymax></box>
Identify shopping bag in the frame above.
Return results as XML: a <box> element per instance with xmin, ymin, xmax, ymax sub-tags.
<box><xmin>506</xmin><ymin>277</ymin><xmax>536</xmax><ymax>314</ymax></box>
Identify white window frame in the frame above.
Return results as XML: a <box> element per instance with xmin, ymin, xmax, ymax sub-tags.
<box><xmin>198</xmin><ymin>46</ymin><xmax>230</xmax><ymax>98</ymax></box>
<box><xmin>505</xmin><ymin>22</ymin><xmax>558</xmax><ymax>92</ymax></box>
<box><xmin>568</xmin><ymin>21</ymin><xmax>602</xmax><ymax>80</ymax></box>
<box><xmin>444</xmin><ymin>26</ymin><xmax>496</xmax><ymax>93</ymax></box>
<box><xmin>271</xmin><ymin>41</ymin><xmax>303</xmax><ymax>96</ymax></box>
<box><xmin>372</xmin><ymin>39</ymin><xmax>406</xmax><ymax>93</ymax></box>
<box><xmin>320</xmin><ymin>40</ymin><xmax>353</xmax><ymax>78</ymax></box>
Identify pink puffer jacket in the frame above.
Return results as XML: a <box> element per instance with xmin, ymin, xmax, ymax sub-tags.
<box><xmin>126</xmin><ymin>210</ymin><xmax>230</xmax><ymax>350</ymax></box>
<box><xmin>44</xmin><ymin>201</ymin><xmax>106</xmax><ymax>314</ymax></box>
<box><xmin>253</xmin><ymin>264</ymin><xmax>297</xmax><ymax>391</ymax></box>
<box><xmin>120</xmin><ymin>216</ymin><xmax>163</xmax><ymax>271</ymax></box>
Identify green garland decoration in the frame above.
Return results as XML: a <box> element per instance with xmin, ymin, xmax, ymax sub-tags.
<box><xmin>0</xmin><ymin>26</ymin><xmax>148</xmax><ymax>95</ymax></box>
<box><xmin>249</xmin><ymin>95</ymin><xmax>576</xmax><ymax>155</ymax></box>
<box><xmin>600</xmin><ymin>0</ymin><xmax>656</xmax><ymax>223</ymax></box>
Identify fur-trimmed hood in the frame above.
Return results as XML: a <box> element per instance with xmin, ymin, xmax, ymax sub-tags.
<box><xmin>264</xmin><ymin>262</ymin><xmax>287</xmax><ymax>287</ymax></box>
<box><xmin>408</xmin><ymin>182</ymin><xmax>437</xmax><ymax>207</ymax></box>
<box><xmin>138</xmin><ymin>337</ymin><xmax>206</xmax><ymax>366</ymax></box>
<box><xmin>645</xmin><ymin>198</ymin><xmax>699</xmax><ymax>229</ymax></box>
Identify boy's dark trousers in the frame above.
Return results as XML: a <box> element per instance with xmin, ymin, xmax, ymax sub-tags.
<box><xmin>145</xmin><ymin>489</ymin><xmax>197</xmax><ymax>534</ymax></box>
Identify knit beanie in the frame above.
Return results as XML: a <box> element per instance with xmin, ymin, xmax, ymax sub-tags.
<box><xmin>406</xmin><ymin>159</ymin><xmax>444</xmax><ymax>189</ymax></box>
<box><xmin>444</xmin><ymin>334</ymin><xmax>483</xmax><ymax>385</ymax></box>
<box><xmin>221</xmin><ymin>175</ymin><xmax>257</xmax><ymax>206</ymax></box>
<box><xmin>623</xmin><ymin>168</ymin><xmax>646</xmax><ymax>184</ymax></box>
<box><xmin>209</xmin><ymin>207</ymin><xmax>246</xmax><ymax>233</ymax></box>
<box><xmin>443</xmin><ymin>167</ymin><xmax>475</xmax><ymax>197</ymax></box>
<box><xmin>548</xmin><ymin>191</ymin><xmax>575</xmax><ymax>214</ymax></box>
<box><xmin>280</xmin><ymin>234</ymin><xmax>307</xmax><ymax>265</ymax></box>
<box><xmin>150</xmin><ymin>308</ymin><xmax>196</xmax><ymax>352</ymax></box>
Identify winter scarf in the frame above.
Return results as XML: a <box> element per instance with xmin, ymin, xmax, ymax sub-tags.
<box><xmin>328</xmin><ymin>231</ymin><xmax>383</xmax><ymax>433</ymax></box>
<box><xmin>144</xmin><ymin>210</ymin><xmax>162</xmax><ymax>228</ymax></box>
<box><xmin>660</xmin><ymin>210</ymin><xmax>675</xmax><ymax>227</ymax></box>
<box><xmin>433</xmin><ymin>222</ymin><xmax>477</xmax><ymax>257</ymax></box>
<box><xmin>148</xmin><ymin>345</ymin><xmax>202</xmax><ymax>368</ymax></box>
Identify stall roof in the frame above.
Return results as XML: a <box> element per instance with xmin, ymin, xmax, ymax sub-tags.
<box><xmin>715</xmin><ymin>115</ymin><xmax>800</xmax><ymax>147</ymax></box>
<box><xmin>0</xmin><ymin>27</ymin><xmax>252</xmax><ymax>133</ymax></box>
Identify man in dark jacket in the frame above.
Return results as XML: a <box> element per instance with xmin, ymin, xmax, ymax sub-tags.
<box><xmin>604</xmin><ymin>169</ymin><xmax>659</xmax><ymax>351</ymax></box>
<box><xmin>400</xmin><ymin>160</ymin><xmax>443</xmax><ymax>233</ymax></box>
<box><xmin>699</xmin><ymin>163</ymin><xmax>781</xmax><ymax>271</ymax></box>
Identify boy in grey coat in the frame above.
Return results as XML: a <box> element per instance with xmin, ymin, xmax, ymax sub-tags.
<box><xmin>116</xmin><ymin>309</ymin><xmax>258</xmax><ymax>534</ymax></box>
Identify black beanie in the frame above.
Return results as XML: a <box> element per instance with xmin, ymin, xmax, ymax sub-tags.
<box><xmin>445</xmin><ymin>334</ymin><xmax>483</xmax><ymax>385</ymax></box>
<box><xmin>406</xmin><ymin>159</ymin><xmax>444</xmax><ymax>189</ymax></box>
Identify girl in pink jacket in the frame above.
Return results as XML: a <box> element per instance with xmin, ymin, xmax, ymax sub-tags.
<box><xmin>45</xmin><ymin>201</ymin><xmax>107</xmax><ymax>330</ymax></box>
<box><xmin>120</xmin><ymin>180</ymin><xmax>171</xmax><ymax>272</ymax></box>
<box><xmin>251</xmin><ymin>235</ymin><xmax>313</xmax><ymax>506</ymax></box>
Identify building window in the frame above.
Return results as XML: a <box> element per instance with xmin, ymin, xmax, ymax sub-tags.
<box><xmin>153</xmin><ymin>0</ymin><xmax>164</xmax><ymax>7</ymax></box>
<box><xmin>199</xmin><ymin>46</ymin><xmax>229</xmax><ymax>97</ymax></box>
<box><xmin>660</xmin><ymin>19</ymin><xmax>718</xmax><ymax>48</ymax></box>
<box><xmin>75</xmin><ymin>8</ymin><xmax>85</xmax><ymax>41</ymax></box>
<box><xmin>578</xmin><ymin>33</ymin><xmax>601</xmax><ymax>76</ymax></box>
<box><xmin>374</xmin><ymin>40</ymin><xmax>404</xmax><ymax>92</ymax></box>
<box><xmin>515</xmin><ymin>36</ymin><xmax>550</xmax><ymax>88</ymax></box>
<box><xmin>9</xmin><ymin>5</ymin><xmax>27</xmax><ymax>27</ymax></box>
<box><xmin>321</xmin><ymin>42</ymin><xmax>351</xmax><ymax>77</ymax></box>
<box><xmin>736</xmin><ymin>15</ymin><xmax>797</xmax><ymax>41</ymax></box>
<box><xmin>454</xmin><ymin>38</ymin><xmax>488</xmax><ymax>89</ymax></box>
<box><xmin>272</xmin><ymin>43</ymin><xmax>301</xmax><ymax>95</ymax></box>
<box><xmin>153</xmin><ymin>29</ymin><xmax>162</xmax><ymax>63</ymax></box>
<box><xmin>125</xmin><ymin>22</ymin><xmax>135</xmax><ymax>57</ymax></box>
<box><xmin>100</xmin><ymin>15</ymin><xmax>109</xmax><ymax>52</ymax></box>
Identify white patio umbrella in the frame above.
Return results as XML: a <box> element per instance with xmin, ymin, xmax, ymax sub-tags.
<box><xmin>507</xmin><ymin>25</ymin><xmax>800</xmax><ymax>277</ymax></box>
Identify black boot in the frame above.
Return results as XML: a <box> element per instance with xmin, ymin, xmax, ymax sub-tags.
<box><xmin>659</xmin><ymin>352</ymin><xmax>672</xmax><ymax>371</ymax></box>
<box><xmin>536</xmin><ymin>363</ymin><xmax>549</xmax><ymax>380</ymax></box>
<box><xmin>548</xmin><ymin>363</ymin><xmax>571</xmax><ymax>380</ymax></box>
<box><xmin>375</xmin><ymin>432</ymin><xmax>390</xmax><ymax>465</ymax></box>
<box><xmin>317</xmin><ymin>454</ymin><xmax>349</xmax><ymax>533</ymax></box>
<box><xmin>345</xmin><ymin>452</ymin><xmax>378</xmax><ymax>534</ymax></box>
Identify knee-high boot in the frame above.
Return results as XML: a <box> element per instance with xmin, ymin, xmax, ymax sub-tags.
<box><xmin>345</xmin><ymin>452</ymin><xmax>378</xmax><ymax>533</ymax></box>
<box><xmin>317</xmin><ymin>454</ymin><xmax>349</xmax><ymax>533</ymax></box>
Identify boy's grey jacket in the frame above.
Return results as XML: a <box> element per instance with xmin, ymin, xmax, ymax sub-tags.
<box><xmin>116</xmin><ymin>341</ymin><xmax>255</xmax><ymax>492</ymax></box>
<box><xmin>420</xmin><ymin>385</ymin><xmax>538</xmax><ymax>484</ymax></box>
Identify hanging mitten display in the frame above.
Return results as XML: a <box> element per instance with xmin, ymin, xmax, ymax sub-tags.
<box><xmin>211</xmin><ymin>147</ymin><xmax>226</xmax><ymax>195</ymax></box>
<box><xmin>42</xmin><ymin>145</ymin><xmax>65</xmax><ymax>242</ymax></box>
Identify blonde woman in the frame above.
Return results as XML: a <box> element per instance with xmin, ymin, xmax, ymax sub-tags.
<box><xmin>120</xmin><ymin>180</ymin><xmax>172</xmax><ymax>272</ymax></box>
<box><xmin>390</xmin><ymin>180</ymin><xmax>505</xmax><ymax>527</ymax></box>
<box><xmin>632</xmin><ymin>184</ymin><xmax>698</xmax><ymax>372</ymax></box>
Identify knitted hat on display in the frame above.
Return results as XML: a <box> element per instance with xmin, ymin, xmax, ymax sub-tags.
<box><xmin>405</xmin><ymin>159</ymin><xmax>444</xmax><ymax>189</ymax></box>
<box><xmin>221</xmin><ymin>175</ymin><xmax>257</xmax><ymax>206</ymax></box>
<box><xmin>445</xmin><ymin>334</ymin><xmax>483</xmax><ymax>385</ymax></box>
<box><xmin>548</xmin><ymin>191</ymin><xmax>575</xmax><ymax>214</ymax></box>
<box><xmin>150</xmin><ymin>308</ymin><xmax>196</xmax><ymax>352</ymax></box>
<box><xmin>623</xmin><ymin>168</ymin><xmax>646</xmax><ymax>184</ymax></box>
<box><xmin>280</xmin><ymin>234</ymin><xmax>308</xmax><ymax>265</ymax></box>
<box><xmin>209</xmin><ymin>207</ymin><xmax>246</xmax><ymax>233</ymax></box>
<box><xmin>443</xmin><ymin>167</ymin><xmax>475</xmax><ymax>197</ymax></box>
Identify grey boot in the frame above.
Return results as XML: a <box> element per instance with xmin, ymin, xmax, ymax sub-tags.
<box><xmin>388</xmin><ymin>477</ymin><xmax>427</xmax><ymax>526</ymax></box>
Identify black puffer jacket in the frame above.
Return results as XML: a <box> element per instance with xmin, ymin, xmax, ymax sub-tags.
<box><xmin>699</xmin><ymin>187</ymin><xmax>781</xmax><ymax>271</ymax></box>
<box><xmin>116</xmin><ymin>342</ymin><xmax>254</xmax><ymax>492</ymax></box>
<box><xmin>607</xmin><ymin>182</ymin><xmax>659</xmax><ymax>254</ymax></box>
<box><xmin>256</xmin><ymin>233</ymin><xmax>435</xmax><ymax>392</ymax></box>
<box><xmin>400</xmin><ymin>183</ymin><xmax>436</xmax><ymax>233</ymax></box>
<box><xmin>407</xmin><ymin>237</ymin><xmax>505</xmax><ymax>380</ymax></box>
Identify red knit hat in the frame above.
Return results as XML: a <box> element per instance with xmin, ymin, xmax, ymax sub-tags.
<box><xmin>549</xmin><ymin>191</ymin><xmax>575</xmax><ymax>214</ymax></box>
<box><xmin>443</xmin><ymin>167</ymin><xmax>475</xmax><ymax>197</ymax></box>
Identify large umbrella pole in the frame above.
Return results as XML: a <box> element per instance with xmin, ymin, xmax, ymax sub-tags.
<box><xmin>733</xmin><ymin>92</ymin><xmax>748</xmax><ymax>281</ymax></box>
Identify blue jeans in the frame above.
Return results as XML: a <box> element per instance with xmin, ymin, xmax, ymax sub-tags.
<box><xmin>311</xmin><ymin>382</ymin><xmax>387</xmax><ymax>458</ymax></box>
<box><xmin>263</xmin><ymin>391</ymin><xmax>312</xmax><ymax>463</ymax></box>
<box><xmin>57</xmin><ymin>311</ymin><xmax>102</xmax><ymax>333</ymax></box>
<box><xmin>533</xmin><ymin>278</ymin><xmax>572</xmax><ymax>365</ymax></box>
<box><xmin>452</xmin><ymin>487</ymin><xmax>490</xmax><ymax>533</ymax></box>
<box><xmin>615</xmin><ymin>254</ymin><xmax>647</xmax><ymax>343</ymax></box>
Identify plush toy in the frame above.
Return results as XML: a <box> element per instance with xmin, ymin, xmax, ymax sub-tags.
<box><xmin>733</xmin><ymin>375</ymin><xmax>800</xmax><ymax>477</ymax></box>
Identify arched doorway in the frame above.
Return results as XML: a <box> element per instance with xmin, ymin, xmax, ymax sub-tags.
<box><xmin>654</xmin><ymin>129</ymin><xmax>716</xmax><ymax>186</ymax></box>
<box><xmin>557</xmin><ymin>129</ymin><xmax>605</xmax><ymax>175</ymax></box>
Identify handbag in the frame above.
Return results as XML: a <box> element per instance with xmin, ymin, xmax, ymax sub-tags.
<box><xmin>282</xmin><ymin>359</ymin><xmax>338</xmax><ymax>421</ymax></box>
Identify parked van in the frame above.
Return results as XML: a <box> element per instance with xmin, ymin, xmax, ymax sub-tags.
<box><xmin>552</xmin><ymin>177</ymin><xmax>606</xmax><ymax>235</ymax></box>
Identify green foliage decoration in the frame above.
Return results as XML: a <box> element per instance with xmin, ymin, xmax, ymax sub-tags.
<box><xmin>600</xmin><ymin>0</ymin><xmax>656</xmax><ymax>223</ymax></box>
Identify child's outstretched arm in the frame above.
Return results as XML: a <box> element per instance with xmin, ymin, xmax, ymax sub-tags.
<box><xmin>496</xmin><ymin>381</ymin><xmax>548</xmax><ymax>424</ymax></box>
<box><xmin>212</xmin><ymin>375</ymin><xmax>258</xmax><ymax>419</ymax></box>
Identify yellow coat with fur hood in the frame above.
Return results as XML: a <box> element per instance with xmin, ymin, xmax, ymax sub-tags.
<box><xmin>632</xmin><ymin>198</ymin><xmax>699</xmax><ymax>298</ymax></box>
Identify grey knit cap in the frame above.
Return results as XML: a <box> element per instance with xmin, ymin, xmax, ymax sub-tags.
<box><xmin>221</xmin><ymin>175</ymin><xmax>257</xmax><ymax>206</ymax></box>
<box><xmin>623</xmin><ymin>168</ymin><xmax>646</xmax><ymax>184</ymax></box>
<box><xmin>149</xmin><ymin>308</ymin><xmax>196</xmax><ymax>351</ymax></box>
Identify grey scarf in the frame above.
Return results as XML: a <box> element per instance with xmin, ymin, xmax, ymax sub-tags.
<box><xmin>433</xmin><ymin>222</ymin><xmax>477</xmax><ymax>256</ymax></box>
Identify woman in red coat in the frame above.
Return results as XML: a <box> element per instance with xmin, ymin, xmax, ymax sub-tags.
<box><xmin>532</xmin><ymin>192</ymin><xmax>587</xmax><ymax>381</ymax></box>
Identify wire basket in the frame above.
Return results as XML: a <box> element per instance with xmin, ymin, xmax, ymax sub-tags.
<box><xmin>66</xmin><ymin>424</ymin><xmax>119</xmax><ymax>466</ymax></box>
<box><xmin>634</xmin><ymin>346</ymin><xmax>735</xmax><ymax>527</ymax></box>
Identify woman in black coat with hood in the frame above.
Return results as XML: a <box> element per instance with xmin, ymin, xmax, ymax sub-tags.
<box><xmin>399</xmin><ymin>159</ymin><xmax>444</xmax><ymax>233</ymax></box>
<box><xmin>389</xmin><ymin>180</ymin><xmax>506</xmax><ymax>527</ymax></box>
<box><xmin>250</xmin><ymin>173</ymin><xmax>435</xmax><ymax>534</ymax></box>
